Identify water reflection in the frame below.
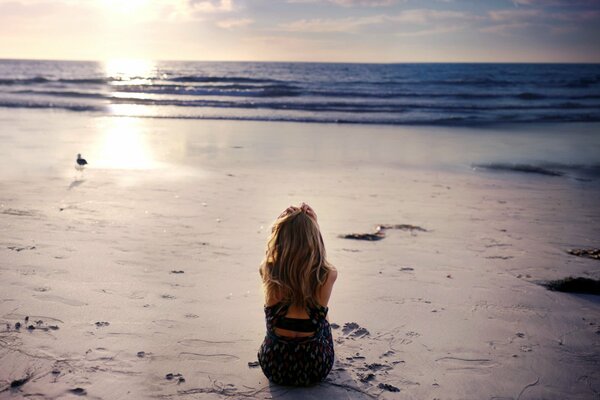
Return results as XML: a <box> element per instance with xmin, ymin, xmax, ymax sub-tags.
<box><xmin>94</xmin><ymin>117</ymin><xmax>157</xmax><ymax>170</ymax></box>
<box><xmin>104</xmin><ymin>59</ymin><xmax>156</xmax><ymax>82</ymax></box>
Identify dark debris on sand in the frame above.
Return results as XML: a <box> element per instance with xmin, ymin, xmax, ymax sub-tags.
<box><xmin>166</xmin><ymin>373</ymin><xmax>185</xmax><ymax>383</ymax></box>
<box><xmin>340</xmin><ymin>224</ymin><xmax>427</xmax><ymax>241</ymax></box>
<box><xmin>472</xmin><ymin>163</ymin><xmax>563</xmax><ymax>177</ymax></box>
<box><xmin>69</xmin><ymin>388</ymin><xmax>87</xmax><ymax>396</ymax></box>
<box><xmin>377</xmin><ymin>224</ymin><xmax>427</xmax><ymax>232</ymax></box>
<box><xmin>378</xmin><ymin>383</ymin><xmax>400</xmax><ymax>392</ymax></box>
<box><xmin>7</xmin><ymin>245</ymin><xmax>36</xmax><ymax>252</ymax></box>
<box><xmin>339</xmin><ymin>232</ymin><xmax>385</xmax><ymax>241</ymax></box>
<box><xmin>10</xmin><ymin>376</ymin><xmax>30</xmax><ymax>388</ymax></box>
<box><xmin>542</xmin><ymin>277</ymin><xmax>600</xmax><ymax>295</ymax></box>
<box><xmin>567</xmin><ymin>248</ymin><xmax>600</xmax><ymax>260</ymax></box>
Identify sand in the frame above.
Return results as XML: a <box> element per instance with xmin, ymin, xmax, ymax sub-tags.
<box><xmin>1</xmin><ymin>109</ymin><xmax>599</xmax><ymax>399</ymax></box>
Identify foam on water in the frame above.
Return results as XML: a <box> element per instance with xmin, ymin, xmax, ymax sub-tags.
<box><xmin>0</xmin><ymin>60</ymin><xmax>599</xmax><ymax>125</ymax></box>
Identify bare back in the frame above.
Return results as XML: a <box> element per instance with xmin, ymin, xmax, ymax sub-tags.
<box><xmin>265</xmin><ymin>268</ymin><xmax>338</xmax><ymax>338</ymax></box>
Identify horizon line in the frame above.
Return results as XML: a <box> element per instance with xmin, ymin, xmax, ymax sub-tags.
<box><xmin>1</xmin><ymin>56</ymin><xmax>599</xmax><ymax>65</ymax></box>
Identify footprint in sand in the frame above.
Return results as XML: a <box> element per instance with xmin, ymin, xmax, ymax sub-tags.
<box><xmin>341</xmin><ymin>322</ymin><xmax>370</xmax><ymax>338</ymax></box>
<box><xmin>328</xmin><ymin>321</ymin><xmax>408</xmax><ymax>396</ymax></box>
<box><xmin>68</xmin><ymin>388</ymin><xmax>87</xmax><ymax>396</ymax></box>
<box><xmin>165</xmin><ymin>373</ymin><xmax>186</xmax><ymax>384</ymax></box>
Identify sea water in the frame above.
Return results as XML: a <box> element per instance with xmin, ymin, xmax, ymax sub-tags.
<box><xmin>0</xmin><ymin>60</ymin><xmax>599</xmax><ymax>125</ymax></box>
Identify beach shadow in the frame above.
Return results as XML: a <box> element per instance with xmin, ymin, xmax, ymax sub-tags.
<box><xmin>68</xmin><ymin>179</ymin><xmax>85</xmax><ymax>190</ymax></box>
<box><xmin>267</xmin><ymin>369</ymin><xmax>372</xmax><ymax>400</ymax></box>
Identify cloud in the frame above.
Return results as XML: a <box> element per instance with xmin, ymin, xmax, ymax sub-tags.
<box><xmin>279</xmin><ymin>8</ymin><xmax>477</xmax><ymax>33</ymax></box>
<box><xmin>330</xmin><ymin>0</ymin><xmax>398</xmax><ymax>6</ymax></box>
<box><xmin>488</xmin><ymin>8</ymin><xmax>543</xmax><ymax>21</ymax></box>
<box><xmin>279</xmin><ymin>15</ymin><xmax>386</xmax><ymax>32</ymax></box>
<box><xmin>511</xmin><ymin>0</ymin><xmax>600</xmax><ymax>5</ymax></box>
<box><xmin>396</xmin><ymin>24</ymin><xmax>464</xmax><ymax>37</ymax></box>
<box><xmin>392</xmin><ymin>9</ymin><xmax>477</xmax><ymax>23</ymax></box>
<box><xmin>188</xmin><ymin>0</ymin><xmax>233</xmax><ymax>13</ymax></box>
<box><xmin>286</xmin><ymin>0</ymin><xmax>398</xmax><ymax>6</ymax></box>
<box><xmin>216</xmin><ymin>17</ymin><xmax>253</xmax><ymax>28</ymax></box>
<box><xmin>485</xmin><ymin>6</ymin><xmax>600</xmax><ymax>34</ymax></box>
<box><xmin>480</xmin><ymin>22</ymin><xmax>533</xmax><ymax>34</ymax></box>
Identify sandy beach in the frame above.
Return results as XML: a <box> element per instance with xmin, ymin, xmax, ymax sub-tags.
<box><xmin>1</xmin><ymin>108</ymin><xmax>599</xmax><ymax>399</ymax></box>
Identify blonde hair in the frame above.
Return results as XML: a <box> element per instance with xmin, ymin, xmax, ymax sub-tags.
<box><xmin>260</xmin><ymin>208</ymin><xmax>333</xmax><ymax>308</ymax></box>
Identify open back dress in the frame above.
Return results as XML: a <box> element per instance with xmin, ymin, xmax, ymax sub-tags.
<box><xmin>257</xmin><ymin>302</ymin><xmax>334</xmax><ymax>386</ymax></box>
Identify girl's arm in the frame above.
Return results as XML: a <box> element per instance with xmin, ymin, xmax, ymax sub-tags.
<box><xmin>318</xmin><ymin>267</ymin><xmax>338</xmax><ymax>307</ymax></box>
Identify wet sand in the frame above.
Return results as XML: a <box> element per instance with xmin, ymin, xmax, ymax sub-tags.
<box><xmin>1</xmin><ymin>109</ymin><xmax>599</xmax><ymax>399</ymax></box>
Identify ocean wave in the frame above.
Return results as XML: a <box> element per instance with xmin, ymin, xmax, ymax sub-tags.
<box><xmin>13</xmin><ymin>89</ymin><xmax>107</xmax><ymax>99</ymax></box>
<box><xmin>105</xmin><ymin>97</ymin><xmax>600</xmax><ymax>112</ymax></box>
<box><xmin>0</xmin><ymin>99</ymin><xmax>103</xmax><ymax>112</ymax></box>
<box><xmin>114</xmin><ymin>83</ymin><xmax>302</xmax><ymax>97</ymax></box>
<box><xmin>0</xmin><ymin>77</ymin><xmax>109</xmax><ymax>85</ymax></box>
<box><xmin>3</xmin><ymin>92</ymin><xmax>599</xmax><ymax>116</ymax></box>
<box><xmin>1</xmin><ymin>61</ymin><xmax>599</xmax><ymax>126</ymax></box>
<box><xmin>516</xmin><ymin>92</ymin><xmax>546</xmax><ymax>100</ymax></box>
<box><xmin>3</xmin><ymin>99</ymin><xmax>600</xmax><ymax>126</ymax></box>
<box><xmin>169</xmin><ymin>75</ymin><xmax>281</xmax><ymax>84</ymax></box>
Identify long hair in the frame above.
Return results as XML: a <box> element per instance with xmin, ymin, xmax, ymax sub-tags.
<box><xmin>260</xmin><ymin>208</ymin><xmax>333</xmax><ymax>308</ymax></box>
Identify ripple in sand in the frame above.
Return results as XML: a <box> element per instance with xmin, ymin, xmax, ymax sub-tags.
<box><xmin>435</xmin><ymin>356</ymin><xmax>499</xmax><ymax>373</ymax></box>
<box><xmin>7</xmin><ymin>245</ymin><xmax>36</xmax><ymax>252</ymax></box>
<box><xmin>178</xmin><ymin>351</ymin><xmax>239</xmax><ymax>361</ymax></box>
<box><xmin>178</xmin><ymin>338</ymin><xmax>237</xmax><ymax>347</ymax></box>
<box><xmin>1</xmin><ymin>208</ymin><xmax>38</xmax><ymax>217</ymax></box>
<box><xmin>153</xmin><ymin>319</ymin><xmax>178</xmax><ymax>328</ymax></box>
<box><xmin>34</xmin><ymin>294</ymin><xmax>87</xmax><ymax>307</ymax></box>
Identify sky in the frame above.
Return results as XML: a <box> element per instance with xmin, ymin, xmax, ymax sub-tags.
<box><xmin>0</xmin><ymin>0</ymin><xmax>599</xmax><ymax>63</ymax></box>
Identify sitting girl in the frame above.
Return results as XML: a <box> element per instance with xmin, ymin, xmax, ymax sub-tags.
<box><xmin>258</xmin><ymin>203</ymin><xmax>338</xmax><ymax>386</ymax></box>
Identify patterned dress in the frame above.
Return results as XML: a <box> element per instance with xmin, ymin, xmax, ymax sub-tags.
<box><xmin>257</xmin><ymin>302</ymin><xmax>335</xmax><ymax>386</ymax></box>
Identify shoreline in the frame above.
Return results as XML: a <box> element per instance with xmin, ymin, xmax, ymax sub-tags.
<box><xmin>2</xmin><ymin>106</ymin><xmax>600</xmax><ymax>128</ymax></box>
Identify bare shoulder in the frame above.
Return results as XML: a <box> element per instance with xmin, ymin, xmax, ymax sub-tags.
<box><xmin>327</xmin><ymin>266</ymin><xmax>338</xmax><ymax>284</ymax></box>
<box><xmin>318</xmin><ymin>266</ymin><xmax>338</xmax><ymax>307</ymax></box>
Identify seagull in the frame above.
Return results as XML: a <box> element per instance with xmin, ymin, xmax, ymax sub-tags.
<box><xmin>76</xmin><ymin>153</ymin><xmax>88</xmax><ymax>169</ymax></box>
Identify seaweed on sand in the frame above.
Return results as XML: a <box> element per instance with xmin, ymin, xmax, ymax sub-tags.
<box><xmin>542</xmin><ymin>277</ymin><xmax>600</xmax><ymax>295</ymax></box>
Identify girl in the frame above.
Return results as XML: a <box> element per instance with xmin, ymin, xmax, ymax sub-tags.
<box><xmin>258</xmin><ymin>203</ymin><xmax>337</xmax><ymax>386</ymax></box>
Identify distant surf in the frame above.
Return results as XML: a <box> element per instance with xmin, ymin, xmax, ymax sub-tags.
<box><xmin>0</xmin><ymin>60</ymin><xmax>599</xmax><ymax>125</ymax></box>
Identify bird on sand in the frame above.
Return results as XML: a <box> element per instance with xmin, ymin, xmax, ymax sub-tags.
<box><xmin>76</xmin><ymin>153</ymin><xmax>88</xmax><ymax>168</ymax></box>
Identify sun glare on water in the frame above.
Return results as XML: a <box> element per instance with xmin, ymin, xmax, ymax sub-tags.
<box><xmin>93</xmin><ymin>117</ymin><xmax>157</xmax><ymax>170</ymax></box>
<box><xmin>104</xmin><ymin>59</ymin><xmax>156</xmax><ymax>81</ymax></box>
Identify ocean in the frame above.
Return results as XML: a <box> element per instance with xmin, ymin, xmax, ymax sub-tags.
<box><xmin>0</xmin><ymin>59</ymin><xmax>599</xmax><ymax>126</ymax></box>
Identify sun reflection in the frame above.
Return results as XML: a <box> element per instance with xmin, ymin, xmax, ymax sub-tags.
<box><xmin>104</xmin><ymin>59</ymin><xmax>156</xmax><ymax>81</ymax></box>
<box><xmin>94</xmin><ymin>117</ymin><xmax>157</xmax><ymax>170</ymax></box>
